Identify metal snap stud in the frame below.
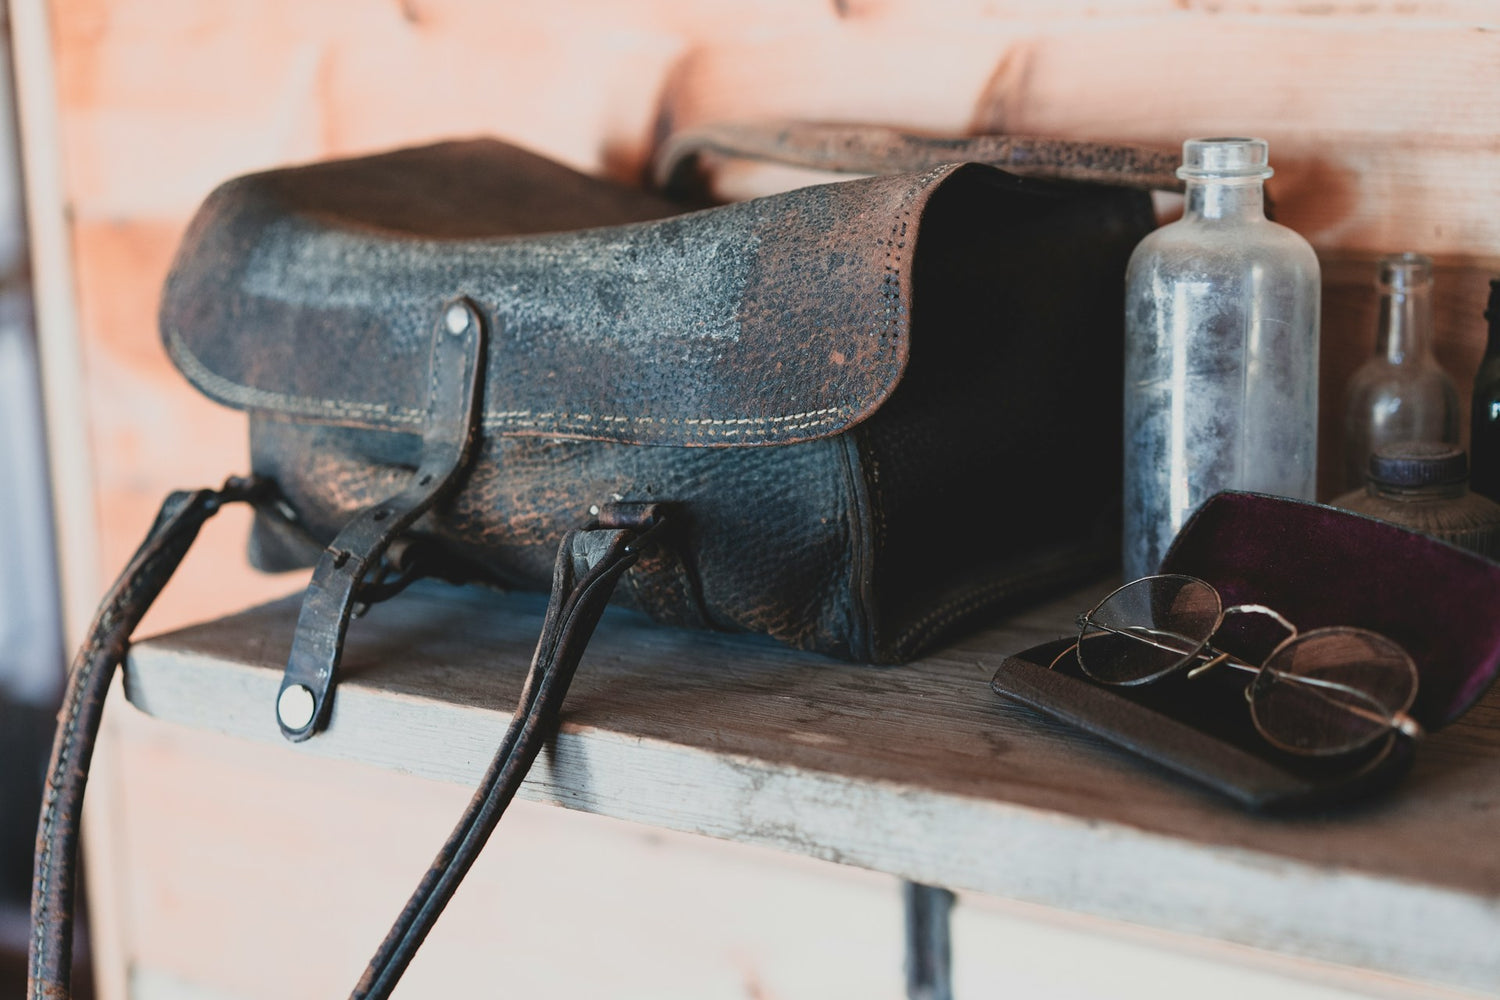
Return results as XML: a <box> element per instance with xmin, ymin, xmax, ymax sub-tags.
<box><xmin>278</xmin><ymin>684</ymin><xmax>316</xmax><ymax>731</ymax></box>
<box><xmin>444</xmin><ymin>302</ymin><xmax>471</xmax><ymax>336</ymax></box>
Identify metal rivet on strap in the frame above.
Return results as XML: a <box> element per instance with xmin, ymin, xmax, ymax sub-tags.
<box><xmin>444</xmin><ymin>302</ymin><xmax>472</xmax><ymax>336</ymax></box>
<box><xmin>277</xmin><ymin>684</ymin><xmax>316</xmax><ymax>731</ymax></box>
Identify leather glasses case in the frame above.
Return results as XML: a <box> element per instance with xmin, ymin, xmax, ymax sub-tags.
<box><xmin>989</xmin><ymin>491</ymin><xmax>1500</xmax><ymax>810</ymax></box>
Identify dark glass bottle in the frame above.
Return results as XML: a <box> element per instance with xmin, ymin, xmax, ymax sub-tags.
<box><xmin>1470</xmin><ymin>280</ymin><xmax>1500</xmax><ymax>503</ymax></box>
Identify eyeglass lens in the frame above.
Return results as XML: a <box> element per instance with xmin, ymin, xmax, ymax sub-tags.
<box><xmin>1251</xmin><ymin>628</ymin><xmax>1418</xmax><ymax>756</ymax></box>
<box><xmin>1078</xmin><ymin>575</ymin><xmax>1221</xmax><ymax>685</ymax></box>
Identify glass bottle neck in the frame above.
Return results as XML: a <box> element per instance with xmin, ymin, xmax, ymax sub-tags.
<box><xmin>1377</xmin><ymin>283</ymin><xmax>1434</xmax><ymax>365</ymax></box>
<box><xmin>1182</xmin><ymin>178</ymin><xmax>1266</xmax><ymax>222</ymax></box>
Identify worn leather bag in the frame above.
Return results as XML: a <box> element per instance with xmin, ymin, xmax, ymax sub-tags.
<box><xmin>31</xmin><ymin>124</ymin><xmax>1169</xmax><ymax>998</ymax></box>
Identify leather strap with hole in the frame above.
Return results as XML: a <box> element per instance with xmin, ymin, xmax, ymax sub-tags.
<box><xmin>276</xmin><ymin>298</ymin><xmax>487</xmax><ymax>741</ymax></box>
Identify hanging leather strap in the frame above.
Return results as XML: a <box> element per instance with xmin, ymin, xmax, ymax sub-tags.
<box><xmin>29</xmin><ymin>476</ymin><xmax>273</xmax><ymax>1000</ymax></box>
<box><xmin>29</xmin><ymin>483</ymin><xmax>660</xmax><ymax>1000</ymax></box>
<box><xmin>353</xmin><ymin>503</ymin><xmax>661</xmax><ymax>999</ymax></box>
<box><xmin>653</xmin><ymin>119</ymin><xmax>1183</xmax><ymax>197</ymax></box>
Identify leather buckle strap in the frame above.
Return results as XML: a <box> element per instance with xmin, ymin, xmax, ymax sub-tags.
<box><xmin>276</xmin><ymin>299</ymin><xmax>487</xmax><ymax>741</ymax></box>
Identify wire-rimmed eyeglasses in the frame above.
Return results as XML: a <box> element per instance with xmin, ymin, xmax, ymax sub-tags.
<box><xmin>1049</xmin><ymin>575</ymin><xmax>1424</xmax><ymax>757</ymax></box>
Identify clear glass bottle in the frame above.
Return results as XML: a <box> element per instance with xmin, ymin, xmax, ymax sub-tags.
<box><xmin>1123</xmin><ymin>138</ymin><xmax>1321</xmax><ymax>579</ymax></box>
<box><xmin>1332</xmin><ymin>442</ymin><xmax>1500</xmax><ymax>559</ymax></box>
<box><xmin>1469</xmin><ymin>279</ymin><xmax>1500</xmax><ymax>503</ymax></box>
<box><xmin>1342</xmin><ymin>253</ymin><xmax>1460</xmax><ymax>492</ymax></box>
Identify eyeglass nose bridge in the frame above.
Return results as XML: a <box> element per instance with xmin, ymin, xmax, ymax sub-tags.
<box><xmin>1221</xmin><ymin>602</ymin><xmax>1298</xmax><ymax>638</ymax></box>
<box><xmin>1186</xmin><ymin>650</ymin><xmax>1235</xmax><ymax>680</ymax></box>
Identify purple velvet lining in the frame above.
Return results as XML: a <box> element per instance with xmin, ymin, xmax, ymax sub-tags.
<box><xmin>1159</xmin><ymin>492</ymin><xmax>1500</xmax><ymax>729</ymax></box>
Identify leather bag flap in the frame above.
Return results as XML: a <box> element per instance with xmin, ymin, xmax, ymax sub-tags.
<box><xmin>162</xmin><ymin>138</ymin><xmax>1099</xmax><ymax>447</ymax></box>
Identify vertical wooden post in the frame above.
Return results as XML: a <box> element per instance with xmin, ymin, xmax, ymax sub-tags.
<box><xmin>903</xmin><ymin>880</ymin><xmax>955</xmax><ymax>1000</ymax></box>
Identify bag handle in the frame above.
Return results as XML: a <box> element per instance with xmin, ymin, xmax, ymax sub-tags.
<box><xmin>355</xmin><ymin>503</ymin><xmax>662</xmax><ymax>997</ymax></box>
<box><xmin>29</xmin><ymin>481</ymin><xmax>660</xmax><ymax>1000</ymax></box>
<box><xmin>29</xmin><ymin>476</ymin><xmax>273</xmax><ymax>999</ymax></box>
<box><xmin>653</xmin><ymin>119</ymin><xmax>1183</xmax><ymax>197</ymax></box>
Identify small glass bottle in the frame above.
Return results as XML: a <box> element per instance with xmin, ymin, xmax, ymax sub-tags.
<box><xmin>1123</xmin><ymin>138</ymin><xmax>1321</xmax><ymax>579</ymax></box>
<box><xmin>1342</xmin><ymin>253</ymin><xmax>1460</xmax><ymax>492</ymax></box>
<box><xmin>1332</xmin><ymin>442</ymin><xmax>1500</xmax><ymax>559</ymax></box>
<box><xmin>1469</xmin><ymin>279</ymin><xmax>1500</xmax><ymax>503</ymax></box>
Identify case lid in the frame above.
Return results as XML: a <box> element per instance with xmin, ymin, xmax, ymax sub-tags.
<box><xmin>1162</xmin><ymin>491</ymin><xmax>1500</xmax><ymax>730</ymax></box>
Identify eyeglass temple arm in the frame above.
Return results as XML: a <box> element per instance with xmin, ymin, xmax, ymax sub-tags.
<box><xmin>1068</xmin><ymin>615</ymin><xmax>1260</xmax><ymax>673</ymax></box>
<box><xmin>1064</xmin><ymin>618</ymin><xmax>1425</xmax><ymax>741</ymax></box>
<box><xmin>1230</xmin><ymin>667</ymin><xmax>1426</xmax><ymax>740</ymax></box>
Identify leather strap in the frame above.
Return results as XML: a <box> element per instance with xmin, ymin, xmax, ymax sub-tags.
<box><xmin>278</xmin><ymin>298</ymin><xmax>488</xmax><ymax>741</ymax></box>
<box><xmin>29</xmin><ymin>476</ymin><xmax>273</xmax><ymax>1000</ymax></box>
<box><xmin>653</xmin><ymin>119</ymin><xmax>1183</xmax><ymax>196</ymax></box>
<box><xmin>30</xmin><ymin>487</ymin><xmax>662</xmax><ymax>1000</ymax></box>
<box><xmin>352</xmin><ymin>503</ymin><xmax>662</xmax><ymax>999</ymax></box>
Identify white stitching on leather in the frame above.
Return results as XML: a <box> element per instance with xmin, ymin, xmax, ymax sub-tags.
<box><xmin>31</xmin><ymin>604</ymin><xmax>113</xmax><ymax>997</ymax></box>
<box><xmin>31</xmin><ymin>500</ymin><xmax>195</xmax><ymax>998</ymax></box>
<box><xmin>166</xmin><ymin>327</ymin><xmax>425</xmax><ymax>425</ymax></box>
<box><xmin>168</xmin><ymin>325</ymin><xmax>857</xmax><ymax>436</ymax></box>
<box><xmin>163</xmin><ymin>170</ymin><xmax>942</xmax><ymax>442</ymax></box>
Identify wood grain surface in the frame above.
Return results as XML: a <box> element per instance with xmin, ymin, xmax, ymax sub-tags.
<box><xmin>124</xmin><ymin>580</ymin><xmax>1500</xmax><ymax>995</ymax></box>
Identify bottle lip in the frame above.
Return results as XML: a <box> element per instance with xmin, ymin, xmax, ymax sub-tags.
<box><xmin>1377</xmin><ymin>252</ymin><xmax>1434</xmax><ymax>293</ymax></box>
<box><xmin>1176</xmin><ymin>137</ymin><xmax>1274</xmax><ymax>181</ymax></box>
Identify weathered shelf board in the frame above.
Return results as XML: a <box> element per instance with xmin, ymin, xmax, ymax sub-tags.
<box><xmin>124</xmin><ymin>580</ymin><xmax>1500</xmax><ymax>995</ymax></box>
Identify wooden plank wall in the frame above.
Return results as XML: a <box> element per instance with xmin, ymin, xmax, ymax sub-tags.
<box><xmin>49</xmin><ymin>0</ymin><xmax>1500</xmax><ymax>634</ymax></box>
<box><xmin>31</xmin><ymin>1</ymin><xmax>1499</xmax><ymax>997</ymax></box>
<box><xmin>50</xmin><ymin>0</ymin><xmax>1500</xmax><ymax>629</ymax></box>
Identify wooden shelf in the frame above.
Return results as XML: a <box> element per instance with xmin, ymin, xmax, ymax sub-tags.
<box><xmin>124</xmin><ymin>580</ymin><xmax>1500</xmax><ymax>995</ymax></box>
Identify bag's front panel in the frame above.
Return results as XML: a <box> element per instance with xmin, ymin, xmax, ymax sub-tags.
<box><xmin>249</xmin><ymin>418</ymin><xmax>869</xmax><ymax>659</ymax></box>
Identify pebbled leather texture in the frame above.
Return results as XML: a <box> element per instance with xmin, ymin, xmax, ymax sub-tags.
<box><xmin>248</xmin><ymin>421</ymin><xmax>867</xmax><ymax>655</ymax></box>
<box><xmin>169</xmin><ymin>138</ymin><xmax>1154</xmax><ymax>663</ymax></box>
<box><xmin>164</xmin><ymin>139</ymin><xmax>925</xmax><ymax>447</ymax></box>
